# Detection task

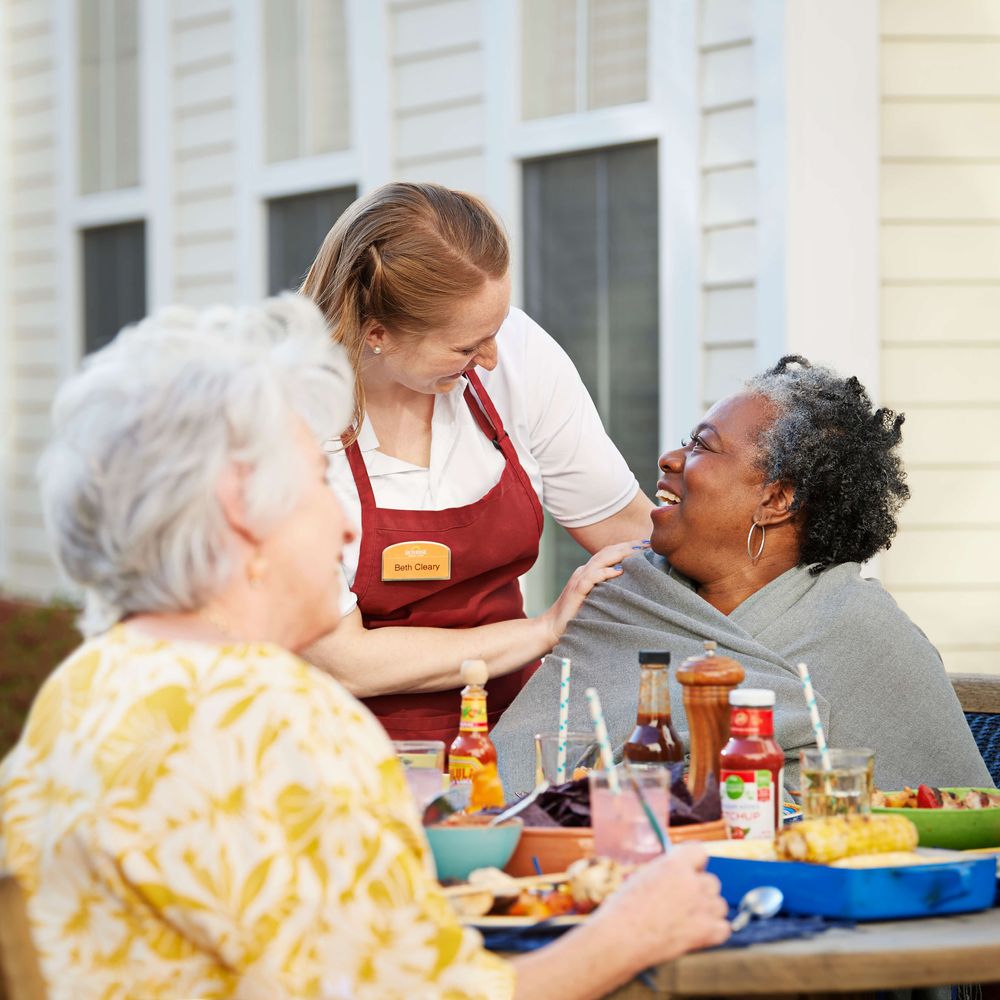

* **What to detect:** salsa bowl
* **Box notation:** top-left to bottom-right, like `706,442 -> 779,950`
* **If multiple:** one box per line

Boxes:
426,819 -> 524,881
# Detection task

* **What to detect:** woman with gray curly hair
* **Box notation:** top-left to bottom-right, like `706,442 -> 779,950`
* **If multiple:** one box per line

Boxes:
0,296 -> 729,1000
494,356 -> 991,795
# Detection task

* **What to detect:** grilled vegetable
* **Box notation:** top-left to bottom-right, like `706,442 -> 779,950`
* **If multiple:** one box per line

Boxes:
916,784 -> 942,809
776,814 -> 919,864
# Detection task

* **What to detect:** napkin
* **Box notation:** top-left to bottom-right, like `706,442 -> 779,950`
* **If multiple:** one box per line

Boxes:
504,763 -> 722,829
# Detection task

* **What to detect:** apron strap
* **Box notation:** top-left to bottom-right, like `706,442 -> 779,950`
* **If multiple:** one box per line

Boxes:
464,371 -> 508,450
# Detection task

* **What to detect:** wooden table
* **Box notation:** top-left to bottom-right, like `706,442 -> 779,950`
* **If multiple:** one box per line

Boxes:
605,906 -> 1000,999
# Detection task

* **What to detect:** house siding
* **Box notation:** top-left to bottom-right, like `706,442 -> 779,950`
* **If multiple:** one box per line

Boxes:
699,0 -> 756,408
172,2 -> 238,305
389,0 -> 487,191
880,0 -> 1000,675
4,0 -> 61,598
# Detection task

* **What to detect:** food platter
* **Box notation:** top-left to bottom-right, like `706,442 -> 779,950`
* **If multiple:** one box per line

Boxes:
707,848 -> 997,920
872,787 -> 1000,850
461,913 -> 587,929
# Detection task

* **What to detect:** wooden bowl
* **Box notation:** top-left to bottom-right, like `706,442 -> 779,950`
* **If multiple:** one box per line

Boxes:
503,818 -> 727,876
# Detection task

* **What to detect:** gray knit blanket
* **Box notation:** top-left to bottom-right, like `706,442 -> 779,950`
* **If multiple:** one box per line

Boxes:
493,553 -> 991,797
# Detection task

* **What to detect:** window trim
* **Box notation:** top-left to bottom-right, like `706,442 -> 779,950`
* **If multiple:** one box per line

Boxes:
235,0 -> 391,302
54,0 -> 167,373
484,0 -> 700,610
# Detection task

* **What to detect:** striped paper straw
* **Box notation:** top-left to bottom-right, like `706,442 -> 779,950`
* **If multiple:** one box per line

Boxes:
585,687 -> 620,793
796,662 -> 832,770
555,656 -> 572,784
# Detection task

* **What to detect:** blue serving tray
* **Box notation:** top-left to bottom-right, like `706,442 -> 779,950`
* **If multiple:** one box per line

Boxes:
707,853 -> 997,921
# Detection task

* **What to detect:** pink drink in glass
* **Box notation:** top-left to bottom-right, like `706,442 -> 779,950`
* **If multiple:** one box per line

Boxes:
403,767 -> 445,813
589,769 -> 670,864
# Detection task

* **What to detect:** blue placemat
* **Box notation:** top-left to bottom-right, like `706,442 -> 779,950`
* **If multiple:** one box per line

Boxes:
480,908 -> 848,954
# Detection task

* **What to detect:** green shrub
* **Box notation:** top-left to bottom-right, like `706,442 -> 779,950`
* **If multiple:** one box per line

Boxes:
0,599 -> 82,759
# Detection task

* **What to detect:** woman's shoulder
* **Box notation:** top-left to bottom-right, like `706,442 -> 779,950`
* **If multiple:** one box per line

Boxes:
811,563 -> 941,659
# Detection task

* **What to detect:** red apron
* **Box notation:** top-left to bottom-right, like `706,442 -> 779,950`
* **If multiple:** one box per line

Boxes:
346,370 -> 544,743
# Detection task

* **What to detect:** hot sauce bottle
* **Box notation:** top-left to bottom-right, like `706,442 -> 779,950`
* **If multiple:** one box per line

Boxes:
719,689 -> 784,840
448,660 -> 505,809
623,651 -> 684,764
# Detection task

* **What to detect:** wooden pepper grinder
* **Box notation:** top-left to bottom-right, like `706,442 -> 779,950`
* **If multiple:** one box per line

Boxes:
676,641 -> 745,799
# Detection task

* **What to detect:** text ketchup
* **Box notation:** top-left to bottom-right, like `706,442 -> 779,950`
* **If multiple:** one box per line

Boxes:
719,689 -> 784,840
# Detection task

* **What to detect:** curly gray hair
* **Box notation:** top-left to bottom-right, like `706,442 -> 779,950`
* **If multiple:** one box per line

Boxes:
39,294 -> 354,634
745,355 -> 909,572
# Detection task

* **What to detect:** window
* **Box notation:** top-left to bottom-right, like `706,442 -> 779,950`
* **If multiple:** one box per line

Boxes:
78,0 -> 140,194
82,222 -> 147,354
267,186 -> 357,294
263,0 -> 350,163
521,0 -> 649,120
523,142 -> 659,599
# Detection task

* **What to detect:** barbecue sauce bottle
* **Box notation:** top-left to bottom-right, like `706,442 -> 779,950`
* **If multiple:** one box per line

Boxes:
448,659 -> 504,808
623,651 -> 684,764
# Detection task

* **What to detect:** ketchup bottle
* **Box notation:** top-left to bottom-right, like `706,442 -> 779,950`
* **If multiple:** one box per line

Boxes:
623,651 -> 684,764
448,660 -> 504,808
719,689 -> 784,840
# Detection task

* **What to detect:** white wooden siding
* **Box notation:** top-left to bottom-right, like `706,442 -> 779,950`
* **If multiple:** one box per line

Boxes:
172,3 -> 238,305
699,0 -> 755,408
880,0 -> 1000,675
390,0 -> 487,191
4,1 -> 62,597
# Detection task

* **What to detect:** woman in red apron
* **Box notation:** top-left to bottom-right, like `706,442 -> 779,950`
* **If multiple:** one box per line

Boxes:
301,182 -> 653,743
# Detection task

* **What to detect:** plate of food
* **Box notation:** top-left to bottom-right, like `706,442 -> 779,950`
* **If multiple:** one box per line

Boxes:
442,857 -> 626,928
871,786 -> 1000,850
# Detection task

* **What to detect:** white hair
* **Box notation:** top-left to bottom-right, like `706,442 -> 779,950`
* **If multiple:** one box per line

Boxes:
39,294 -> 354,635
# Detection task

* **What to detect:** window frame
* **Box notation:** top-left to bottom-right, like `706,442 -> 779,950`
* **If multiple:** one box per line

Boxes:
483,0 -> 700,609
53,0 -> 169,375
234,0 -> 391,302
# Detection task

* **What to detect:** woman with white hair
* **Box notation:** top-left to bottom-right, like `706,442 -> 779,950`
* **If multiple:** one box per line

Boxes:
0,296 -> 728,1000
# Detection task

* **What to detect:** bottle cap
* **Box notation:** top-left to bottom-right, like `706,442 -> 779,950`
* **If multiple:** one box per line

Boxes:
637,650 -> 671,666
729,688 -> 775,707
460,659 -> 489,686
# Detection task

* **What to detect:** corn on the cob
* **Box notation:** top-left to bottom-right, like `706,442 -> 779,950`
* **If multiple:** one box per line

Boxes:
776,814 -> 918,864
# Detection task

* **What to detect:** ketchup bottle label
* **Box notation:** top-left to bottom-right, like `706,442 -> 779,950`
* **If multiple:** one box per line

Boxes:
720,767 -> 784,840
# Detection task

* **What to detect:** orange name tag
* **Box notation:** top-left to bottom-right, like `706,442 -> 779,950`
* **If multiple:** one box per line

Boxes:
381,541 -> 452,582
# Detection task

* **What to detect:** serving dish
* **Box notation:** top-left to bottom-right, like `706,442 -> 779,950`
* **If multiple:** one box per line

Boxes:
503,818 -> 727,876
872,788 -> 1000,850
707,849 -> 997,920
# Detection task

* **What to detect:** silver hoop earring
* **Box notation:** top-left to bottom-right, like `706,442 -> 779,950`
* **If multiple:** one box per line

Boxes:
372,345 -> 382,355
747,521 -> 766,564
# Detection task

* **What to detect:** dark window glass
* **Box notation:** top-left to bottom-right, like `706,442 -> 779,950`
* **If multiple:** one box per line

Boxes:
523,141 -> 659,604
82,220 -> 146,354
267,186 -> 358,295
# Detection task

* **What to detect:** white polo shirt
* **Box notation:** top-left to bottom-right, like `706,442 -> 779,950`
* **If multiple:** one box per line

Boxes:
326,307 -> 640,615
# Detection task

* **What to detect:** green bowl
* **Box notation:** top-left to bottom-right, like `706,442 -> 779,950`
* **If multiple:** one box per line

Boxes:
425,820 -> 524,881
872,788 -> 1000,850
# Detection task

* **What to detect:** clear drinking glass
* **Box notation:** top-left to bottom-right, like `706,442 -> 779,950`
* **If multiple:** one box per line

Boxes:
534,731 -> 602,786
393,740 -> 447,812
588,766 -> 670,864
799,747 -> 875,819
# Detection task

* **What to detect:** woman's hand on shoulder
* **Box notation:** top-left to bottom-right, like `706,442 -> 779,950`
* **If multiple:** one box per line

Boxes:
538,540 -> 648,648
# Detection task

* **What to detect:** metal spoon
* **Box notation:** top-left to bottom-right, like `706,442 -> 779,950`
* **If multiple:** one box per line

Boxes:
488,781 -> 550,826
421,784 -> 471,827
730,885 -> 784,932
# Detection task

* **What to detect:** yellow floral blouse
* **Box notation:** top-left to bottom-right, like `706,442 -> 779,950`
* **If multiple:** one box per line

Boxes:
0,626 -> 514,1000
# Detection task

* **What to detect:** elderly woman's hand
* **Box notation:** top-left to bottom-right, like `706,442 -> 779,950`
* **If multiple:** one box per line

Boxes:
539,540 -> 648,649
594,844 -> 731,963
